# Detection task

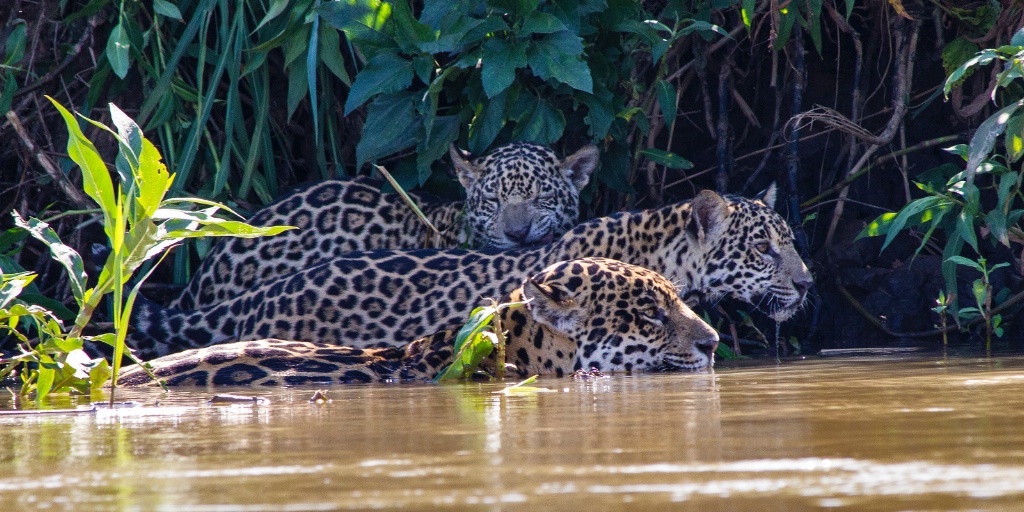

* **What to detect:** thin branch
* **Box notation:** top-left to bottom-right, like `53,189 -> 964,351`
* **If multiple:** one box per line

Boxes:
5,110 -> 94,210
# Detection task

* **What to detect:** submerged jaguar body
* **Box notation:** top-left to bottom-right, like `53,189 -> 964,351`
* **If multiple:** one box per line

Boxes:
119,258 -> 719,386
128,185 -> 811,360
170,142 -> 598,310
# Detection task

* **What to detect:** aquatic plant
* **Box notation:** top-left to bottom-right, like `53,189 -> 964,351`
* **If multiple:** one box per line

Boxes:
0,99 -> 291,403
434,299 -> 525,382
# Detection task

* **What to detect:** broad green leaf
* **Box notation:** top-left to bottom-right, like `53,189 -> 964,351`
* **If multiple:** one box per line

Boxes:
1005,111 -> 1024,162
344,52 -> 414,114
89,358 -> 112,389
741,0 -> 755,30
878,196 -> 946,251
966,99 -> 1024,178
481,38 -> 528,98
12,213 -> 88,303
255,0 -> 290,31
526,31 -> 593,93
580,90 -> 614,139
655,80 -> 675,127
417,116 -> 461,183
3,20 -> 25,66
944,50 -> 997,97
956,210 -> 978,252
947,255 -> 983,271
0,77 -> 16,115
36,353 -> 56,402
46,97 -> 116,237
468,87 -> 511,155
355,92 -> 420,166
106,21 -> 131,79
391,0 -> 435,53
318,25 -> 351,86
153,0 -> 183,20
491,0 -> 539,17
640,148 -> 692,169
775,6 -> 796,51
0,272 -> 35,310
522,12 -> 567,35
452,306 -> 497,355
136,138 -> 172,219
286,55 -> 308,121
511,94 -> 565,144
942,37 -> 980,83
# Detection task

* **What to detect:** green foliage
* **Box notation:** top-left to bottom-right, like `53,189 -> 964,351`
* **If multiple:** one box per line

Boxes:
0,99 -> 291,402
862,30 -> 1024,341
435,300 -> 525,382
319,0 -> 723,190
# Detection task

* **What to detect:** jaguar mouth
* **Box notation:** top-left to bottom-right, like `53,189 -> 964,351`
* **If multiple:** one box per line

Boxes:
750,293 -> 803,322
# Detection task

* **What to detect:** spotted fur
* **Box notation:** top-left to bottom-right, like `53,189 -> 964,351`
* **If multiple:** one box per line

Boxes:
170,142 -> 599,310
129,186 -> 813,360
119,258 -> 719,386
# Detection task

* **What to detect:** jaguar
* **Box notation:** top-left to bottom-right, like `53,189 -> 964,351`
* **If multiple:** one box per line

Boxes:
118,258 -> 719,386
170,141 -> 599,309
129,185 -> 813,360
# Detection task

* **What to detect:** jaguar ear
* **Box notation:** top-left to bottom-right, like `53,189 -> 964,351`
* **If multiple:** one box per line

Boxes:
687,190 -> 730,243
755,182 -> 778,209
523,277 -> 583,334
450,144 -> 482,190
561,144 -> 599,191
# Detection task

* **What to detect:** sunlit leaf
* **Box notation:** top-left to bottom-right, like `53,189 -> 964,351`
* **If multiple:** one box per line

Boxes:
12,213 -> 88,304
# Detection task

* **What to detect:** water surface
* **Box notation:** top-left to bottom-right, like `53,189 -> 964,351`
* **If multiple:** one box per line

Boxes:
2,354 -> 1023,510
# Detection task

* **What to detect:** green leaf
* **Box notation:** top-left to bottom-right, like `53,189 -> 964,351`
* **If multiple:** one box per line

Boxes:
319,24 -> 352,86
944,50 -> 997,97
45,97 -> 116,238
3,20 -> 26,66
356,92 -> 420,167
153,0 -> 183,20
1005,111 -> 1024,162
655,80 -> 676,128
0,272 -> 35,310
639,148 -> 692,169
468,87 -> 511,155
89,358 -> 112,389
879,196 -> 946,252
522,12 -> 567,35
255,0 -> 291,31
106,21 -> 131,79
947,255 -> 983,271
12,213 -> 88,304
966,99 -> 1024,176
35,353 -> 57,401
510,94 -> 565,144
740,0 -> 755,30
942,37 -> 980,83
482,38 -> 528,98
491,0 -> 539,17
344,52 -> 414,115
526,31 -> 593,93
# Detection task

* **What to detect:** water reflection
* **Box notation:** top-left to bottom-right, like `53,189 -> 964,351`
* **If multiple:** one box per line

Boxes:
0,356 -> 1023,509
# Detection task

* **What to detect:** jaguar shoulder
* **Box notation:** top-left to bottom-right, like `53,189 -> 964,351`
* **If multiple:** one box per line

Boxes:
119,258 -> 718,386
170,141 -> 598,309
129,185 -> 813,360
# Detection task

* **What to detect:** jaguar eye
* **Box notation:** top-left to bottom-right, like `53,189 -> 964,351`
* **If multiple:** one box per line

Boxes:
754,241 -> 770,254
640,308 -> 667,326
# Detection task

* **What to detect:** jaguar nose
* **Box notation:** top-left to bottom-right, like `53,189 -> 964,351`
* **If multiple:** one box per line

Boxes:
696,335 -> 719,359
504,223 -> 532,245
794,276 -> 813,298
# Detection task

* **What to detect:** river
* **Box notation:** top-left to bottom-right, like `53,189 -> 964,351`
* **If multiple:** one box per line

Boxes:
1,354 -> 1023,510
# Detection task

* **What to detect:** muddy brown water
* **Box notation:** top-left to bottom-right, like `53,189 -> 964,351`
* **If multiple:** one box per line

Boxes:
2,354 -> 1024,510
